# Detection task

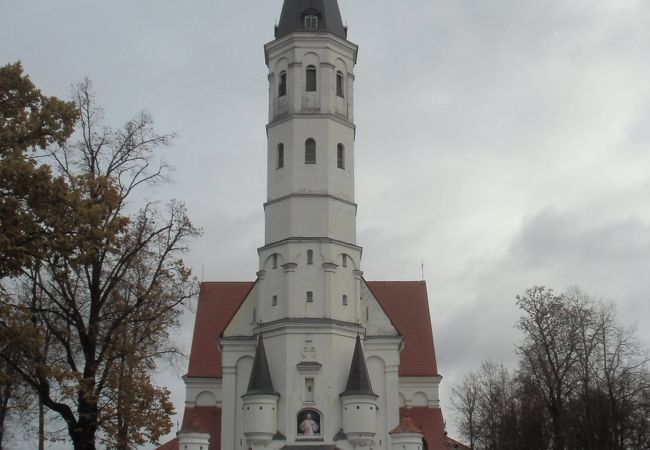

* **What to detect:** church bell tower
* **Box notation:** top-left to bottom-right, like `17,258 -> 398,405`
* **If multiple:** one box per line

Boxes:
258,0 -> 361,325
161,2 -> 449,450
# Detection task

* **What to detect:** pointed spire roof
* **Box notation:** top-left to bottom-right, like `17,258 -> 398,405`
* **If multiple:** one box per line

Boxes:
243,335 -> 279,397
340,335 -> 377,397
275,0 -> 347,40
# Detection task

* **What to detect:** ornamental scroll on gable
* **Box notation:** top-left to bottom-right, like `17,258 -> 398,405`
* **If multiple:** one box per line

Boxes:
301,335 -> 317,359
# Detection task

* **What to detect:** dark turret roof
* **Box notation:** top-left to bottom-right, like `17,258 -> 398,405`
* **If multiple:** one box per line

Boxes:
340,335 -> 377,397
243,335 -> 279,397
275,0 -> 347,39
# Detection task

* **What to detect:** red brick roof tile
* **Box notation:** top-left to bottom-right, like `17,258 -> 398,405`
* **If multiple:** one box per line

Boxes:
187,282 -> 254,378
187,280 -> 439,378
367,281 -> 439,376
156,407 -> 221,450
390,415 -> 424,434
399,407 -> 468,450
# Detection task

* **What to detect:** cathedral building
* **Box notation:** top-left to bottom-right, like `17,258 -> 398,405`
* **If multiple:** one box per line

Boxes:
157,1 -> 467,449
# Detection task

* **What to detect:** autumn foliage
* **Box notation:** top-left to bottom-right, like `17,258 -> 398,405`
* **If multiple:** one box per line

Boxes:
0,63 -> 199,450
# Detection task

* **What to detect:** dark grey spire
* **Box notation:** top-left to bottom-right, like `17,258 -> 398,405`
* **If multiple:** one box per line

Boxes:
243,335 -> 279,397
340,336 -> 377,397
275,0 -> 347,39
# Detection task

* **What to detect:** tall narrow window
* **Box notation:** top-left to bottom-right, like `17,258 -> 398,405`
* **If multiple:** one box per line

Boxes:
272,295 -> 278,306
277,143 -> 284,169
342,254 -> 348,267
306,291 -> 313,303
337,144 -> 345,169
272,254 -> 278,269
306,65 -> 317,92
304,15 -> 318,30
279,71 -> 287,97
305,378 -> 315,402
307,250 -> 313,265
336,71 -> 344,97
305,138 -> 316,164
342,295 -> 348,306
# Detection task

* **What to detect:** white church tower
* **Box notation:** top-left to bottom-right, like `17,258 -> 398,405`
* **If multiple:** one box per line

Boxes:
166,2 -> 453,450
259,0 -> 360,326
220,1 -> 389,449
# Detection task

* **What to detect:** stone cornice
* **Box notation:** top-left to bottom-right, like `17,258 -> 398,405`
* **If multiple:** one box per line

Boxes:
264,193 -> 357,209
253,317 -> 364,337
266,112 -> 355,131
258,237 -> 362,254
264,32 -> 359,66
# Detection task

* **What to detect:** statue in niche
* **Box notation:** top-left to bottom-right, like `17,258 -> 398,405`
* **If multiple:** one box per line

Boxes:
297,410 -> 320,436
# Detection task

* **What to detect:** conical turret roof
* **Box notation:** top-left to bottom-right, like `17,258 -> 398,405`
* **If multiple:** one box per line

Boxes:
275,0 -> 347,39
244,335 -> 279,397
340,335 -> 377,397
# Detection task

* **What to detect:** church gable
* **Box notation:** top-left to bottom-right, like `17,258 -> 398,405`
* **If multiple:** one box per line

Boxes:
360,281 -> 399,337
222,281 -> 260,337
187,282 -> 254,378
368,281 -> 439,377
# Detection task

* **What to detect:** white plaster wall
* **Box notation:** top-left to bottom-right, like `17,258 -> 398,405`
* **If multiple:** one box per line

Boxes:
235,356 -> 254,449
266,117 -> 355,202
184,378 -> 222,408
398,376 -> 442,409
265,34 -> 357,121
367,356 -> 387,450
360,283 -> 400,336
219,340 -> 256,450
255,241 -> 361,324
222,283 -> 258,337
264,196 -> 357,244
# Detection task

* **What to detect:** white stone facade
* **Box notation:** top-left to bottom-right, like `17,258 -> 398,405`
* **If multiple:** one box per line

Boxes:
177,5 -> 442,450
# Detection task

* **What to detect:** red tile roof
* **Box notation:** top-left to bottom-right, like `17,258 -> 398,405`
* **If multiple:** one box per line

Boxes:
390,415 -> 424,434
367,281 -> 439,376
187,280 -> 438,379
156,407 -> 222,450
399,407 -> 468,450
156,437 -> 178,450
187,282 -> 255,378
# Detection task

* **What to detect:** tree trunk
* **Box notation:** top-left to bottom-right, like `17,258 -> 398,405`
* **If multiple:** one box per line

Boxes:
551,407 -> 565,450
39,399 -> 44,450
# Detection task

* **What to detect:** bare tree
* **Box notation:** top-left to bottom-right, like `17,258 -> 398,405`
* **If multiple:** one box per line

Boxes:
453,286 -> 650,450
516,286 -> 583,450
1,78 -> 199,450
452,371 -> 480,449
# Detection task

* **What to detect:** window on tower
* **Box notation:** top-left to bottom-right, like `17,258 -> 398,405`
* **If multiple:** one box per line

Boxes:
337,144 -> 345,169
306,65 -> 317,92
304,15 -> 318,30
305,378 -> 315,402
307,250 -> 313,265
306,291 -> 313,303
305,138 -> 316,164
272,254 -> 278,269
336,71 -> 344,97
342,295 -> 348,306
277,143 -> 284,169
279,71 -> 287,97
272,295 -> 278,306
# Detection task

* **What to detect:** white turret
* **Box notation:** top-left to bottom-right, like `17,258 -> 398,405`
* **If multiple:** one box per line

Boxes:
177,415 -> 210,450
390,416 -> 425,450
340,336 -> 378,447
242,336 -> 279,448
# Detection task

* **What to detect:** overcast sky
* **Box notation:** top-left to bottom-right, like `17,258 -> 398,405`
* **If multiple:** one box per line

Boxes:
2,0 -> 650,448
